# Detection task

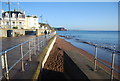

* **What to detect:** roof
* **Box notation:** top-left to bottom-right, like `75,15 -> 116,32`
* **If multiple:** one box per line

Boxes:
26,15 -> 32,17
26,15 -> 38,18
33,16 -> 37,18
2,11 -> 25,18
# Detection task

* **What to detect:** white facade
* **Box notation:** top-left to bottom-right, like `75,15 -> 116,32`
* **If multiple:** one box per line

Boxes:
25,16 -> 39,29
0,10 -> 39,29
0,10 -> 26,29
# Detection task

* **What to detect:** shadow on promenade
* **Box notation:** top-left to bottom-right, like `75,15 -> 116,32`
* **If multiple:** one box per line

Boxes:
64,51 -> 90,81
39,69 -> 66,81
39,49 -> 90,81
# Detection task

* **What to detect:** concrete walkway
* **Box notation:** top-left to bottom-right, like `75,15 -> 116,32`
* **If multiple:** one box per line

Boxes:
56,37 -> 111,81
0,35 -> 47,80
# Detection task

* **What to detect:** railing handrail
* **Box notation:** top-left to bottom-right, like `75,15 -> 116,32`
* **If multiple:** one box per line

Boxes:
0,40 -> 29,55
97,59 -> 120,74
0,31 -> 56,80
60,35 -> 120,80
86,43 -> 120,55
0,32 -> 55,55
92,43 -> 120,80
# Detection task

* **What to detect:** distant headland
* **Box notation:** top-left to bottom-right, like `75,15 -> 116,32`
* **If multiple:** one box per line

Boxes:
53,27 -> 67,31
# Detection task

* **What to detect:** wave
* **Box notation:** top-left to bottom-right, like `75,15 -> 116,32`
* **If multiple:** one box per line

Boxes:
59,35 -> 120,54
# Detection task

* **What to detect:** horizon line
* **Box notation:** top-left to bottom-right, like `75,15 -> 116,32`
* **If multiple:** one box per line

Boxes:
67,29 -> 119,31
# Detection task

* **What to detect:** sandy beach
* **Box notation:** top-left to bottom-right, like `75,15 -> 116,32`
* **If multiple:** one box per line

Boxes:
40,36 -> 120,80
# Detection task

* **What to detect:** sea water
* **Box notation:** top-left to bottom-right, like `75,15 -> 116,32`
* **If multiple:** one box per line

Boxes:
57,31 -> 120,67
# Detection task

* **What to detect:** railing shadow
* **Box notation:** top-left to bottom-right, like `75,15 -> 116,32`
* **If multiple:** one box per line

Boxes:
64,51 -> 90,81
39,69 -> 66,81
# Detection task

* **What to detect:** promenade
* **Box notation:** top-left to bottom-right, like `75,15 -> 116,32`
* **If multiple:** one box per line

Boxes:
39,37 -> 113,81
0,34 -> 52,80
1,35 -> 36,51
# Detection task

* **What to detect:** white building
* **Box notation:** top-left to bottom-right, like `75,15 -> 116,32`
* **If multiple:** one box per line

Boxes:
25,15 -> 39,29
0,10 -> 39,29
0,9 -> 26,29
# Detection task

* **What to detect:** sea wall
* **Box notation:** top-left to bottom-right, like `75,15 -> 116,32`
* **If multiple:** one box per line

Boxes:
0,29 -> 25,37
0,29 -> 7,37
0,29 -> 53,37
13,29 -> 25,37
32,36 -> 56,81
42,36 -> 56,68
36,29 -> 45,36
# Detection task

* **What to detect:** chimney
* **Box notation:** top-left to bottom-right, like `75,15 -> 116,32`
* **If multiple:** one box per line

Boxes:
14,9 -> 16,11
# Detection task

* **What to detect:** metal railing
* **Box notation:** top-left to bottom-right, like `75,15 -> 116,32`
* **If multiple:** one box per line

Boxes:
60,35 -> 120,80
92,44 -> 120,81
0,31 -> 56,80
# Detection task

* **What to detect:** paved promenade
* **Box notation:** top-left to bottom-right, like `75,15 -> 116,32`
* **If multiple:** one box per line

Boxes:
1,35 -> 36,51
0,35 -> 47,80
40,37 -> 113,81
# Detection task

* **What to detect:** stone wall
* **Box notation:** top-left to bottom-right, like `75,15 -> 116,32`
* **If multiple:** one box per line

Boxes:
36,29 -> 45,36
0,29 -> 25,37
0,29 -> 52,37
13,29 -> 25,37
0,29 -> 7,37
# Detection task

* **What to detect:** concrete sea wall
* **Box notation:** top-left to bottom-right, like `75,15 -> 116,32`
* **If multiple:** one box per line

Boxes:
0,29 -> 47,37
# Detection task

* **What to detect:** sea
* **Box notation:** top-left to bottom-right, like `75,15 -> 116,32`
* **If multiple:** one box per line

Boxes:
57,30 -> 120,67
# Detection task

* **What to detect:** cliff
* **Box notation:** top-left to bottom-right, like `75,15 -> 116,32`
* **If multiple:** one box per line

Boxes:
53,27 -> 67,31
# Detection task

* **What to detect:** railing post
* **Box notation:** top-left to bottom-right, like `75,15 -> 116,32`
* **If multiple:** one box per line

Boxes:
38,37 -> 39,51
94,46 -> 97,71
41,41 -> 43,48
29,41 -> 32,61
21,45 -> 25,71
45,35 -> 47,45
34,39 -> 36,55
4,51 -> 9,80
42,36 -> 44,47
110,52 -> 115,81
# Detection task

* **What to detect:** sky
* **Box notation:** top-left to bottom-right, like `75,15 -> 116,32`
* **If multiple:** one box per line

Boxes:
1,0 -> 120,2
1,2 -> 118,30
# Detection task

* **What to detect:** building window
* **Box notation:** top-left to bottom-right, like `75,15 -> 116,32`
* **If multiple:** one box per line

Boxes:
18,13 -> 22,18
7,22 -> 9,25
13,22 -> 15,25
19,22 -> 22,25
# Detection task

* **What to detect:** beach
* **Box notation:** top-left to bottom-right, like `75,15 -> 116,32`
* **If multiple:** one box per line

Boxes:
40,36 -> 120,80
